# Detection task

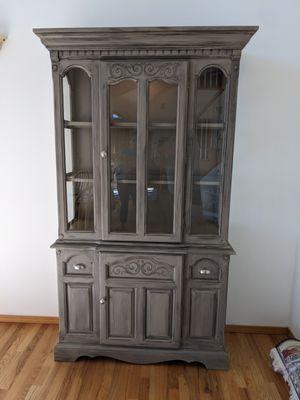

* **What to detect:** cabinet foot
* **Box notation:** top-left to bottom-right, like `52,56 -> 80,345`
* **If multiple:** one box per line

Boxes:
54,342 -> 229,370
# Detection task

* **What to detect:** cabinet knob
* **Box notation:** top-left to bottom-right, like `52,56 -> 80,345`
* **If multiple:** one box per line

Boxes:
100,297 -> 106,304
100,150 -> 107,159
73,264 -> 86,271
199,269 -> 211,275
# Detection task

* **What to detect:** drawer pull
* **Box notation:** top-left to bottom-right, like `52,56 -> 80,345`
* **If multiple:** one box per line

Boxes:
100,297 -> 106,304
73,264 -> 86,271
199,269 -> 211,275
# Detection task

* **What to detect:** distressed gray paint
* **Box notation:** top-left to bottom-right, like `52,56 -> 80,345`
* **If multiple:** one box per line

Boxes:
35,26 -> 257,369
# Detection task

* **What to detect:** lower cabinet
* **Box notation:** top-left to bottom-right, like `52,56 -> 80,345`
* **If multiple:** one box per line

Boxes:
55,247 -> 230,366
99,252 -> 183,348
56,249 -> 99,343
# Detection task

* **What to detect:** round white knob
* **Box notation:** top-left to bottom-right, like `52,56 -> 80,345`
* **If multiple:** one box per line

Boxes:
100,150 -> 107,159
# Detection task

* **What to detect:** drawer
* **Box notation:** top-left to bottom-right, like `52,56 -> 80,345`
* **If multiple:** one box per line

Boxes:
101,253 -> 182,282
188,256 -> 222,281
60,250 -> 94,276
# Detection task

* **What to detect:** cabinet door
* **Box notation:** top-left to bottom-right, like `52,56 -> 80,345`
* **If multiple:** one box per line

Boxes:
183,254 -> 229,348
185,59 -> 238,243
100,61 -> 187,242
101,285 -> 138,346
57,249 -> 99,343
188,287 -> 219,339
99,253 -> 182,348
65,282 -> 94,334
143,287 -> 179,347
53,60 -> 101,240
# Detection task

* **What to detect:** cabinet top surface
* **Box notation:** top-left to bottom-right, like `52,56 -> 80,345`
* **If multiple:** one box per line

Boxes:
33,25 -> 258,51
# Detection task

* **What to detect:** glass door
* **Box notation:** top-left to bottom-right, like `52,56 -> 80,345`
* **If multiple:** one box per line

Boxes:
109,80 -> 138,233
146,80 -> 178,235
54,60 -> 100,240
185,60 -> 231,242
62,67 -> 94,232
100,61 -> 187,242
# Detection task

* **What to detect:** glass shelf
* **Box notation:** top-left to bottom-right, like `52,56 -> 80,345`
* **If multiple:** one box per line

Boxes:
64,121 -> 92,129
66,171 -> 93,183
111,179 -> 175,185
110,122 -> 176,130
193,181 -> 220,186
196,122 -> 224,129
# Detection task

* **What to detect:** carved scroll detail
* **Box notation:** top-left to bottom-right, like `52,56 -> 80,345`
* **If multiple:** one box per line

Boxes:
109,256 -> 174,279
109,62 -> 179,80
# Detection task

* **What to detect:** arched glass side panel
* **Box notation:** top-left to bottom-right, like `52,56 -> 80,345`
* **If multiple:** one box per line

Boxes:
191,67 -> 227,235
146,79 -> 178,234
109,80 -> 137,233
62,68 -> 94,231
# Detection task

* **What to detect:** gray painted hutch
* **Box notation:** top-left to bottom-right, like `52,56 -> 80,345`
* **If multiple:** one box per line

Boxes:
34,26 -> 257,369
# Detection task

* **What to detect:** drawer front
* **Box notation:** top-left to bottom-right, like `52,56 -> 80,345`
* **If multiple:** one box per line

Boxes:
62,251 -> 94,276
103,253 -> 178,282
188,255 -> 223,281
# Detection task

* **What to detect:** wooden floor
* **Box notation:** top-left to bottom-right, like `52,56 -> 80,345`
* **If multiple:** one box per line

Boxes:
0,323 -> 290,400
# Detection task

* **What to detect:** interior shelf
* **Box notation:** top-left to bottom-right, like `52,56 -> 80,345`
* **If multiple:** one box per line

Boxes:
111,179 -> 175,185
196,122 -> 224,129
66,172 -> 93,183
111,179 -> 219,186
110,122 -> 176,129
193,181 -> 220,186
110,122 -> 222,130
64,121 -> 92,128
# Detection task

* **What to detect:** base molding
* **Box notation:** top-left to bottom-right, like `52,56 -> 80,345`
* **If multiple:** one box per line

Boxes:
0,314 -> 59,324
54,342 -> 229,369
225,324 -> 291,336
0,315 -> 292,336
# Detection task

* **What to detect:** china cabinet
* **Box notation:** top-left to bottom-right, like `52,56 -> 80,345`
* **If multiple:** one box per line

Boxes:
34,26 -> 257,369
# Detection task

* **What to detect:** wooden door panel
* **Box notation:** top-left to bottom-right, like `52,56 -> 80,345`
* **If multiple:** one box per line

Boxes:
189,289 -> 218,339
66,282 -> 93,333
107,287 -> 135,339
145,289 -> 173,340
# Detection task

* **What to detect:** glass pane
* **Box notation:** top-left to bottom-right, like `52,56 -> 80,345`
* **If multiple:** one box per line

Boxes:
146,80 -> 178,234
63,67 -> 94,232
191,67 -> 227,235
63,68 -> 92,122
109,80 -> 137,233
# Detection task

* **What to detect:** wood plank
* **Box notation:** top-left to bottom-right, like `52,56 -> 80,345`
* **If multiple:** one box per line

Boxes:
0,322 -> 292,400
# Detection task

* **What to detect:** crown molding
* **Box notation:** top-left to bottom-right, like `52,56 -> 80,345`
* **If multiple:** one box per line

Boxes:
33,26 -> 258,53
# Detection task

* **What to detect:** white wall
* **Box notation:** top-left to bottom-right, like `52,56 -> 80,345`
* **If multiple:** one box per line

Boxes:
1,0 -> 300,325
